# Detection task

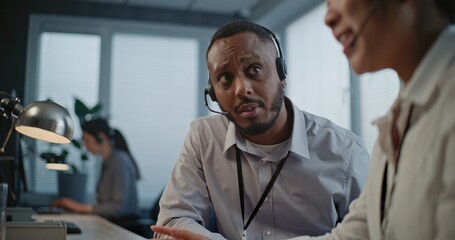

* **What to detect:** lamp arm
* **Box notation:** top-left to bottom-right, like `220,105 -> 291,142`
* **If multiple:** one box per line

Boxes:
0,93 -> 24,120
0,92 -> 25,153
0,118 -> 16,153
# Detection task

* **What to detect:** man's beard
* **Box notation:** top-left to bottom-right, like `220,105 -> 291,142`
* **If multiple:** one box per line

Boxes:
224,82 -> 284,136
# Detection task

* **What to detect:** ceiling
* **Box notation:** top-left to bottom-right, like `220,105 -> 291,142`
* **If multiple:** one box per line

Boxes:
71,0 -> 323,28
76,0 -> 265,16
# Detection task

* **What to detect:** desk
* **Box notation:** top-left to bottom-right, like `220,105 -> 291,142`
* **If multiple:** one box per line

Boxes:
36,214 -> 147,240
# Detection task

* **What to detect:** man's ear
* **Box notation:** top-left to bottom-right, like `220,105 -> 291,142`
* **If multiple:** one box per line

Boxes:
281,80 -> 287,89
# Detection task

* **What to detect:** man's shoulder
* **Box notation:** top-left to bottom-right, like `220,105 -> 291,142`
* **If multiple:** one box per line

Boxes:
190,114 -> 229,127
287,98 -> 354,137
299,110 -> 365,148
191,114 -> 229,125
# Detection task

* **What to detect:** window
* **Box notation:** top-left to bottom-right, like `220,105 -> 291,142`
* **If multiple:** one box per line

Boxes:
284,3 -> 400,153
359,69 -> 400,152
285,3 -> 351,130
110,33 -> 199,205
33,32 -> 100,194
26,15 -> 211,207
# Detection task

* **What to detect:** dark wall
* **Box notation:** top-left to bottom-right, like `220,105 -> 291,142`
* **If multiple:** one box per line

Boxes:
0,1 -> 28,205
1,1 -> 28,99
1,0 -> 240,97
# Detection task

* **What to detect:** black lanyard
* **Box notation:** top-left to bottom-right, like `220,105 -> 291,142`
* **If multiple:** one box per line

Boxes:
235,146 -> 290,237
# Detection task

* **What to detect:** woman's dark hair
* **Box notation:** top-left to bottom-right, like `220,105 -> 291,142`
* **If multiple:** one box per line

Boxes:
436,0 -> 455,23
81,118 -> 141,180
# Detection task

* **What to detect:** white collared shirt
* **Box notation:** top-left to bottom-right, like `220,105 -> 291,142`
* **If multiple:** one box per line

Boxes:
156,98 -> 370,240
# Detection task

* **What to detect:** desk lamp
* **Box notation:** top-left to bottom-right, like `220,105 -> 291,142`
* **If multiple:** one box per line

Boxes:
0,92 -> 74,154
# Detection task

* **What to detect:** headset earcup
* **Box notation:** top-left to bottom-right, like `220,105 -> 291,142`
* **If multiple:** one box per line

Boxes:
206,80 -> 217,102
276,58 -> 287,81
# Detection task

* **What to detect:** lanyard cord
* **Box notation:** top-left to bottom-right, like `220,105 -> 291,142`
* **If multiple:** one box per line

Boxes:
236,146 -> 290,231
380,104 -> 414,222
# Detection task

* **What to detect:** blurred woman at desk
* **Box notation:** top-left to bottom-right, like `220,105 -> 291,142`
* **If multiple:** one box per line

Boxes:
51,118 -> 141,221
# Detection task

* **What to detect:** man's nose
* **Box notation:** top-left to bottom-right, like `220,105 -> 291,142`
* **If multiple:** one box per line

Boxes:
233,76 -> 253,97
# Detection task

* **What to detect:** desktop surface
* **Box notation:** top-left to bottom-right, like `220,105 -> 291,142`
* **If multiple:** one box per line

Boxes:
37,214 -> 147,240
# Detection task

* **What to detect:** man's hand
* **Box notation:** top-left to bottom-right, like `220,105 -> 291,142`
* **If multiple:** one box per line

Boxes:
150,225 -> 209,240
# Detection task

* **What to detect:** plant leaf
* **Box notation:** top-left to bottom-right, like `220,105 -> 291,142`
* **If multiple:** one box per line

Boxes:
70,164 -> 79,174
60,149 -> 69,159
88,103 -> 102,115
74,98 -> 90,115
40,152 -> 57,160
81,153 -> 89,161
71,139 -> 82,149
74,98 -> 90,123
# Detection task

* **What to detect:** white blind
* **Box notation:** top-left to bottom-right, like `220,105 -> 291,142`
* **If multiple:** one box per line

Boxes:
285,4 -> 400,153
110,33 -> 199,207
34,32 -> 100,195
359,69 -> 400,152
285,3 -> 351,129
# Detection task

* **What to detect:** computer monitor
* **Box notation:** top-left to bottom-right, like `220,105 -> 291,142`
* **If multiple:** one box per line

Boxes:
0,131 -> 28,207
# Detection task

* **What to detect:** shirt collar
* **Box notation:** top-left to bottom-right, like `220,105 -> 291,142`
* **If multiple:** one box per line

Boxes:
224,121 -> 237,153
287,98 -> 310,159
223,97 -> 310,160
399,26 -> 455,106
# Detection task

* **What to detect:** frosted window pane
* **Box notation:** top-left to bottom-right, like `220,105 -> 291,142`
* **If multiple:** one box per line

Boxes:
286,4 -> 351,129
110,33 -> 199,206
360,69 -> 400,152
34,32 -> 100,196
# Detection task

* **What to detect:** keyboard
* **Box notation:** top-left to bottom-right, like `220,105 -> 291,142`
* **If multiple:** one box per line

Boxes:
44,219 -> 82,234
60,220 -> 82,234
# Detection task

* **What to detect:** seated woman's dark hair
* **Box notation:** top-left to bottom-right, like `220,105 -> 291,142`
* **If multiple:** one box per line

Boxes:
436,0 -> 455,23
81,118 -> 141,180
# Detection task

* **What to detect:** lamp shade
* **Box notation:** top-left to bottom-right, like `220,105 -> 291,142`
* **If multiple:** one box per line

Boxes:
15,101 -> 74,144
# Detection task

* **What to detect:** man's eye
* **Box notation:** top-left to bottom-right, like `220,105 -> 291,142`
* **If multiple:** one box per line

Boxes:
247,65 -> 261,76
219,73 -> 233,85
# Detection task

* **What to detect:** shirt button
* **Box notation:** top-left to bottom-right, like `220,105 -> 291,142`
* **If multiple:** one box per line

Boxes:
266,230 -> 272,236
264,197 -> 269,202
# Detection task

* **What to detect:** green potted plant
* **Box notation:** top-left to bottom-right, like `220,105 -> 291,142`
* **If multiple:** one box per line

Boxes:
67,97 -> 102,172
40,97 -> 102,202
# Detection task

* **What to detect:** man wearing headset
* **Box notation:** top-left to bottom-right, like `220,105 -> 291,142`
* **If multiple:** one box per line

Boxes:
154,20 -> 370,240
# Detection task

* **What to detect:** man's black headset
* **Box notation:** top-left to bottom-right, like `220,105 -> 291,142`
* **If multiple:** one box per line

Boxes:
204,27 -> 287,102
